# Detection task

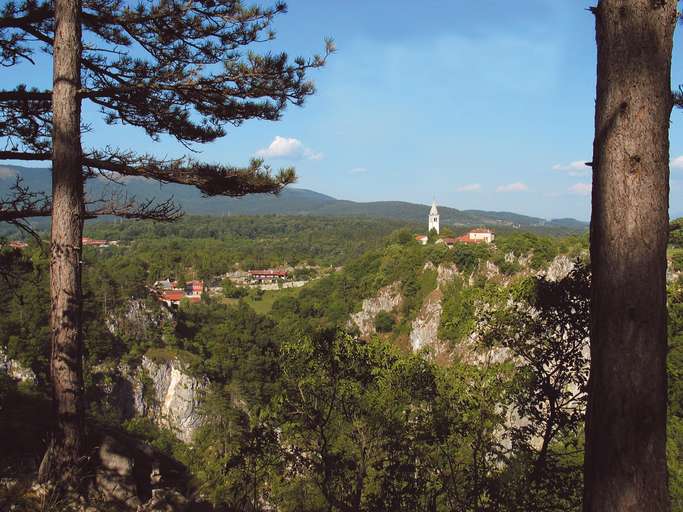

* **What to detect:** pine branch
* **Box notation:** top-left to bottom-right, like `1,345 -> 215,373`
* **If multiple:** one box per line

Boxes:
0,149 -> 297,196
0,176 -> 51,222
0,89 -> 52,101
85,194 -> 182,221
0,150 -> 51,160
84,149 -> 297,196
0,2 -> 334,145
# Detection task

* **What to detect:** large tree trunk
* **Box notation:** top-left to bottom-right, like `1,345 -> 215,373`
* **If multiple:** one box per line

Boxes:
584,1 -> 676,511
38,0 -> 84,483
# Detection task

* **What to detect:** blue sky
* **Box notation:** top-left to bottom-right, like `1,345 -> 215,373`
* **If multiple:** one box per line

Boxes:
5,0 -> 683,220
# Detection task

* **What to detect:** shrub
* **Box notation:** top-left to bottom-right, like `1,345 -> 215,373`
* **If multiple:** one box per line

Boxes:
375,311 -> 396,333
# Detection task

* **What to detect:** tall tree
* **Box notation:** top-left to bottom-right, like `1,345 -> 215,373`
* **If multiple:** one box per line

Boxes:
0,0 -> 331,482
585,1 -> 676,510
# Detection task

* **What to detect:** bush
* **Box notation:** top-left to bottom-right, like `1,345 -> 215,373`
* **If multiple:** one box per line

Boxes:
375,311 -> 396,333
222,279 -> 248,298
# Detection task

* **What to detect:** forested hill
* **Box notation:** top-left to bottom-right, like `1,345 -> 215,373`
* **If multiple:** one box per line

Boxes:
0,165 -> 588,230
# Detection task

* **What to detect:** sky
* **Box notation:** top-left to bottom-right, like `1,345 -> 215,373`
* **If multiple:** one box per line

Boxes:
5,0 -> 683,221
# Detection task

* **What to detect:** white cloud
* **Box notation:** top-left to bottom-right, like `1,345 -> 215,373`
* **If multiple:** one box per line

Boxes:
456,183 -> 481,192
568,183 -> 592,196
552,160 -> 590,176
496,182 -> 528,192
672,156 -> 683,169
349,167 -> 368,174
255,136 -> 323,161
0,166 -> 16,179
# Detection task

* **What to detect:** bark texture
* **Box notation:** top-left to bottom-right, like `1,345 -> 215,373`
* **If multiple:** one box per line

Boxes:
39,0 -> 85,482
585,1 -> 676,511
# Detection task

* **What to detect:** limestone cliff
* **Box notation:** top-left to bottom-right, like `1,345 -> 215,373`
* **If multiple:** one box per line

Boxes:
349,282 -> 403,338
409,263 -> 459,355
140,355 -> 205,443
93,354 -> 205,444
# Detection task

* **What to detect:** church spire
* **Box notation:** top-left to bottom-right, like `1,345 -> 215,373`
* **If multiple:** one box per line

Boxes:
429,200 -> 440,234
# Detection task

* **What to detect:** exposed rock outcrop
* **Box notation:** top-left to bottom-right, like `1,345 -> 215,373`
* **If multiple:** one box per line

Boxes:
0,350 -> 35,383
410,289 -> 445,353
409,263 -> 460,356
542,255 -> 575,282
94,435 -> 142,509
349,282 -> 403,338
93,355 -> 205,444
140,356 -> 205,443
436,263 -> 459,288
106,299 -> 172,345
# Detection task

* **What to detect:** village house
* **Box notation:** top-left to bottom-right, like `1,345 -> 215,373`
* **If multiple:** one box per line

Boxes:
248,269 -> 288,284
417,203 -> 495,246
185,280 -> 204,296
454,228 -> 495,244
6,240 -> 28,250
153,278 -> 205,307
159,290 -> 201,307
436,237 -> 458,248
82,236 -> 118,248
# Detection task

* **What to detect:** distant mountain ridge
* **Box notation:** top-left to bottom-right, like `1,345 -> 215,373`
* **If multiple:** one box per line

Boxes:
0,164 -> 588,230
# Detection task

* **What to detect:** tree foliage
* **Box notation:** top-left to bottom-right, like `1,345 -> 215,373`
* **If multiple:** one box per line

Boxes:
0,0 -> 334,221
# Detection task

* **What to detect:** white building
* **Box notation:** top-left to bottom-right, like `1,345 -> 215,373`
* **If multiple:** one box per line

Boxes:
429,201 -> 440,235
465,228 -> 495,244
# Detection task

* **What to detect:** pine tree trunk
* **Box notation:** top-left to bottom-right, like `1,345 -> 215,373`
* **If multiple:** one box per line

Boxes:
38,0 -> 84,483
584,1 -> 676,510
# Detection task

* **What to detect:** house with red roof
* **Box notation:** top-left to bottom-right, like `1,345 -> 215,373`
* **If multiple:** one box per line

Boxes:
185,280 -> 205,296
82,236 -> 118,247
248,269 -> 288,283
452,228 -> 495,245
159,290 -> 201,307
6,241 -> 28,250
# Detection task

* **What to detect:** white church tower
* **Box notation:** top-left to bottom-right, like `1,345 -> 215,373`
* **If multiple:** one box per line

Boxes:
429,200 -> 440,235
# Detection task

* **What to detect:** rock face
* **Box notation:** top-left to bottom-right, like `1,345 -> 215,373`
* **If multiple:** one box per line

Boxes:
542,255 -> 575,282
409,264 -> 460,355
349,282 -> 403,338
106,299 -> 172,345
94,435 -> 142,509
89,433 -> 192,512
436,263 -> 459,288
410,289 -> 444,353
140,356 -> 205,443
0,351 -> 35,383
94,355 -> 205,444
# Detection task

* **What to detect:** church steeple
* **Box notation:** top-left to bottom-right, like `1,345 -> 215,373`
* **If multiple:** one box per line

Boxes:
429,200 -> 440,234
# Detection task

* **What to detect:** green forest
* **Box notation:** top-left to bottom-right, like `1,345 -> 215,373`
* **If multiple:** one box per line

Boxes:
1,216 -> 681,511
0,0 -> 681,510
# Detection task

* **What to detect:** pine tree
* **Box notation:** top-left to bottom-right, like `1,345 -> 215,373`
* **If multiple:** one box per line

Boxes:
0,0 -> 331,483
585,1 -> 675,510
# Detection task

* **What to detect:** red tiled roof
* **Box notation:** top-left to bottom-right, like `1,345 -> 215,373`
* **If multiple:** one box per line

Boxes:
8,241 -> 28,249
469,228 -> 493,234
415,235 -> 428,240
82,237 -> 108,246
161,290 -> 186,301
456,235 -> 480,244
